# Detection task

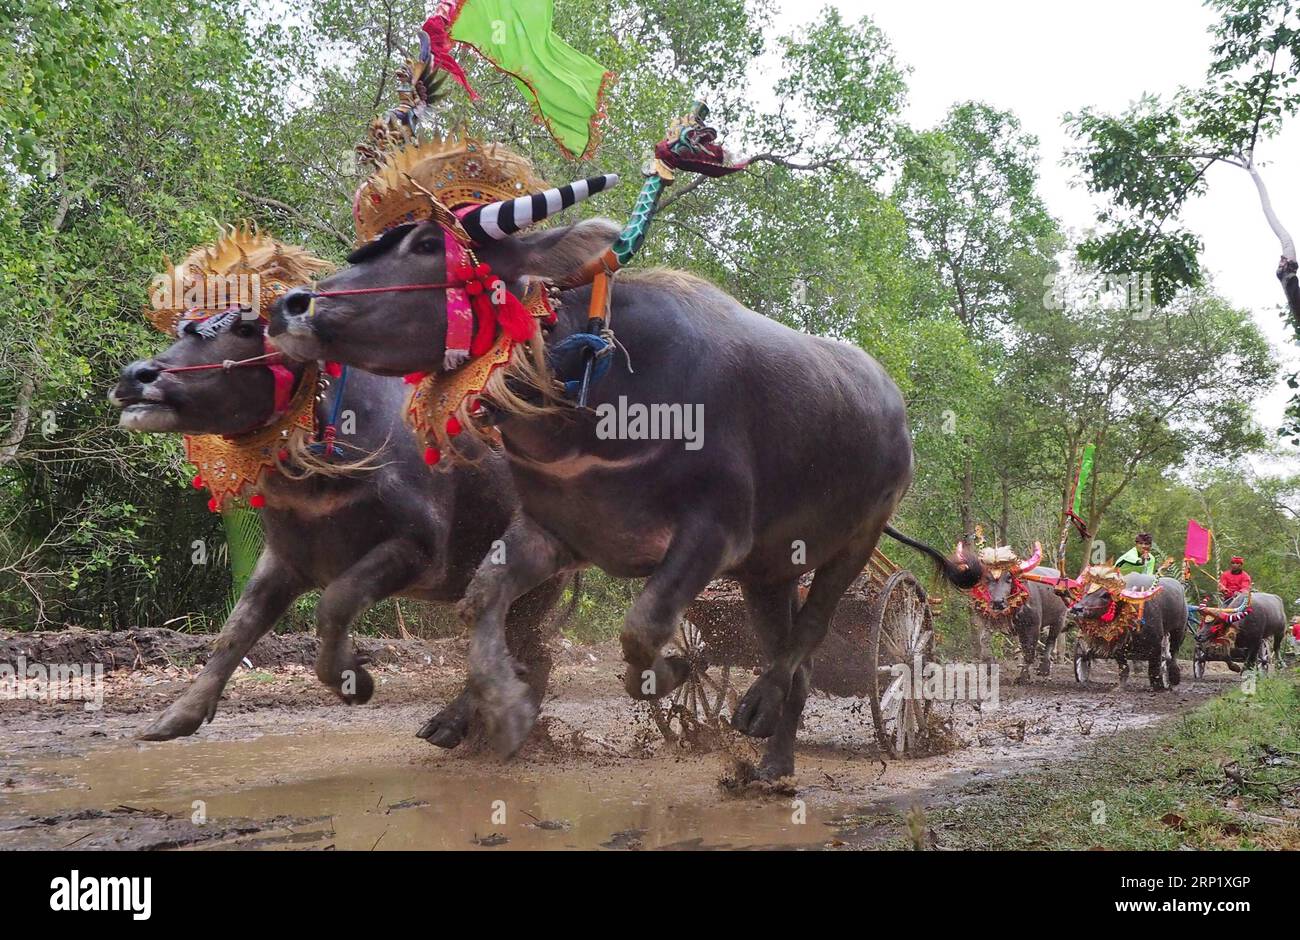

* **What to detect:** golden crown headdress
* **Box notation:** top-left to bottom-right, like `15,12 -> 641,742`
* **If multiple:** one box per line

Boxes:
146,224 -> 332,335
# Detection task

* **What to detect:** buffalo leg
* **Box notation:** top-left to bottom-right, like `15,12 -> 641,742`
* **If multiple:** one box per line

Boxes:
734,526 -> 880,761
740,580 -> 803,778
315,540 -> 422,703
971,616 -> 991,664
1015,620 -> 1036,683
459,512 -> 576,757
138,553 -> 305,741
1116,656 -> 1130,689
419,576 -> 565,749
619,516 -> 735,701
1038,621 -> 1062,677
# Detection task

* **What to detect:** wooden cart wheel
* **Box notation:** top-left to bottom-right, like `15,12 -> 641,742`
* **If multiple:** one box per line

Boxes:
1074,638 -> 1093,684
866,570 -> 933,759
650,619 -> 736,746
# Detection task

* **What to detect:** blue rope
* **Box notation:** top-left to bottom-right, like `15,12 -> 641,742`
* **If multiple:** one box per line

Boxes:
549,332 -> 614,398
308,366 -> 355,457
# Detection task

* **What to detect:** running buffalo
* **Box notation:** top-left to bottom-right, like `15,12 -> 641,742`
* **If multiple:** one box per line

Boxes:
1068,568 -> 1186,690
270,193 -> 978,779
1191,591 -> 1287,676
959,542 -> 1067,682
111,298 -> 565,744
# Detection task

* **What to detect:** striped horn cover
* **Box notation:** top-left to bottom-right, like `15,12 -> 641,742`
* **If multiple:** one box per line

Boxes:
460,174 -> 620,242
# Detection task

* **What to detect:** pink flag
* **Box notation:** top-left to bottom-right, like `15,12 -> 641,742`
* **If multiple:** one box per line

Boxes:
1184,519 -> 1211,565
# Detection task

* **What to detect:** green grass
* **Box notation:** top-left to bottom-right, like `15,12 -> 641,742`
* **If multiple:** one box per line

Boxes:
877,671 -> 1300,850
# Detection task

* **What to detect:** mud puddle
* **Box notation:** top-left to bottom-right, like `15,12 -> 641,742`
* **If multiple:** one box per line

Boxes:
0,633 -> 1240,850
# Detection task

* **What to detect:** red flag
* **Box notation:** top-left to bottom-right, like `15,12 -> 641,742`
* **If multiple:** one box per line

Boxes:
1184,519 -> 1211,565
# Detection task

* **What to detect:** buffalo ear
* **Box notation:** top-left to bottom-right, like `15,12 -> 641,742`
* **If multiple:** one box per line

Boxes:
513,218 -> 621,285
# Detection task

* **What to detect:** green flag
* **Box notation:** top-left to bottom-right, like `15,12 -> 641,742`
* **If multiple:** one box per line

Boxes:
1072,443 -> 1095,518
429,0 -> 613,159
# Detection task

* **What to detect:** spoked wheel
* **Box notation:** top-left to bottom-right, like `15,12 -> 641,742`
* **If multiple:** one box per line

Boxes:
1074,638 -> 1093,684
650,619 -> 736,747
866,570 -> 933,759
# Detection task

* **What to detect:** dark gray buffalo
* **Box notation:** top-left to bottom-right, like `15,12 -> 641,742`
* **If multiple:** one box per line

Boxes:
1191,591 -> 1287,677
270,203 -> 979,779
111,313 -> 564,744
959,542 -> 1067,682
1068,568 -> 1186,690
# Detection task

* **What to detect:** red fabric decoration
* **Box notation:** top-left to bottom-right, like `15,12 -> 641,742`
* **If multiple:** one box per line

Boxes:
469,292 -> 498,356
424,447 -> 441,466
249,493 -> 266,509
207,497 -> 219,513
495,283 -> 537,342
192,474 -> 204,489
324,362 -> 343,378
421,15 -> 480,101
404,371 -> 430,385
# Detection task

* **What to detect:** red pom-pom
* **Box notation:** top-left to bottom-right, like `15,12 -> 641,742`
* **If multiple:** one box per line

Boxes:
474,263 -> 492,278
249,493 -> 266,509
465,280 -> 484,296
404,371 -> 429,385
423,447 -> 441,465
277,449 -> 289,462
191,474 -> 205,489
207,497 -> 219,513
325,361 -> 343,378
446,416 -> 462,436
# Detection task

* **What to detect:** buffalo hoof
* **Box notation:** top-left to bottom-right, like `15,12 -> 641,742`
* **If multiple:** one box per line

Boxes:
621,654 -> 690,701
337,665 -> 375,705
757,752 -> 795,781
1037,660 -> 1051,677
731,675 -> 785,739
137,695 -> 216,741
417,696 -> 474,749
477,675 -> 538,759
1014,668 -> 1032,686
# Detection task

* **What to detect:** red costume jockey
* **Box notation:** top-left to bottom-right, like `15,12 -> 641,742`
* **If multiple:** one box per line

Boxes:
1218,556 -> 1252,604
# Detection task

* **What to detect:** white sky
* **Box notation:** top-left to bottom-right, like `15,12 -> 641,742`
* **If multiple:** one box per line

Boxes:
774,0 -> 1300,468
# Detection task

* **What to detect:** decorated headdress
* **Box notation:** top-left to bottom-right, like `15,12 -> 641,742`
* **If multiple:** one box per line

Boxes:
147,223 -> 331,336
144,225 -> 332,512
345,13 -> 620,468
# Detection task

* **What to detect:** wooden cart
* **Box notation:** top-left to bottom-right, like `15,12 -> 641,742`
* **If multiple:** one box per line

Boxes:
652,549 -> 939,758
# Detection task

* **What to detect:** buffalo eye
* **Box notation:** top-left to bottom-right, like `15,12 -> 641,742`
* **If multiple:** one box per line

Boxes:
412,235 -> 443,255
232,320 -> 261,339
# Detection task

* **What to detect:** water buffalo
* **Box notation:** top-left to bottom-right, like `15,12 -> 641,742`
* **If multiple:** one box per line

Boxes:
1190,591 -> 1287,677
270,199 -> 979,780
959,542 -> 1067,682
111,268 -> 565,745
1068,567 -> 1185,690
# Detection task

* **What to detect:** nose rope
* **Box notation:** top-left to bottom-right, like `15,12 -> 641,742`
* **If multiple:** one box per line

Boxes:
159,351 -> 287,374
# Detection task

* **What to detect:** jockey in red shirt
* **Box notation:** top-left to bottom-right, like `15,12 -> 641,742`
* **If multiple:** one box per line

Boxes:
1218,556 -> 1252,604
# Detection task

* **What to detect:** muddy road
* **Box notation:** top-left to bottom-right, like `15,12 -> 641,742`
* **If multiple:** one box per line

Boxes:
0,629 -> 1238,850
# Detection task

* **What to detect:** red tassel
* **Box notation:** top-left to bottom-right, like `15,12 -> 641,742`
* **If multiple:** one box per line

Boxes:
249,493 -> 266,509
469,293 -> 498,356
1100,597 -> 1117,623
404,371 -> 429,384
421,16 -> 480,101
192,474 -> 205,489
497,287 -> 538,342
446,416 -> 462,436
423,446 -> 441,466
325,361 -> 343,378
207,497 -> 219,513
